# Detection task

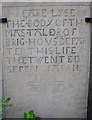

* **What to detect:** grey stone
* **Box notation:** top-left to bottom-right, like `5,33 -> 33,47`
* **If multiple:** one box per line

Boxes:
1,2 -> 91,118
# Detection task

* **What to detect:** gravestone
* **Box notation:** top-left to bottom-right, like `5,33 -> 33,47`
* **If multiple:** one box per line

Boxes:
1,2 -> 91,118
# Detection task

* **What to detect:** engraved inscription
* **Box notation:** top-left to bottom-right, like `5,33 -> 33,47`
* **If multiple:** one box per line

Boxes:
4,7 -> 86,75
3,4 -> 90,118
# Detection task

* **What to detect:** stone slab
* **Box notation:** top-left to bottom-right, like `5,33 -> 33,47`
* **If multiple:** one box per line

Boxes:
2,2 -> 91,118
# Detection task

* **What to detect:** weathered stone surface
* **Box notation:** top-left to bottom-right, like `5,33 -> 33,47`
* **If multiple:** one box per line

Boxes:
0,1 -> 2,105
2,2 -> 90,118
0,0 -> 92,2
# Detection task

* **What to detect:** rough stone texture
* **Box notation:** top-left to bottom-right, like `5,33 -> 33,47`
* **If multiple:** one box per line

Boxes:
0,1 -> 2,101
0,2 -> 2,119
0,0 -> 92,2
1,2 -> 91,118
